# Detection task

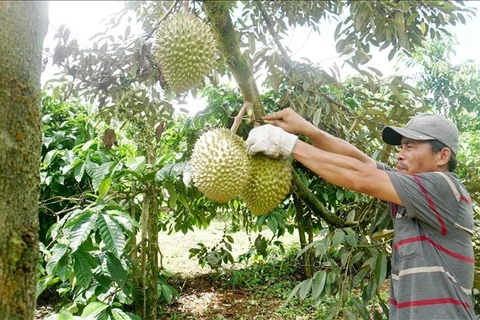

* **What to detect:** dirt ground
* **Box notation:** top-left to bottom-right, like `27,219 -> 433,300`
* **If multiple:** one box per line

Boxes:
156,220 -> 303,319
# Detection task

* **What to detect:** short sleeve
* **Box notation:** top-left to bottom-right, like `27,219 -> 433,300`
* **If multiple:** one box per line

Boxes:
385,171 -> 462,235
377,162 -> 393,171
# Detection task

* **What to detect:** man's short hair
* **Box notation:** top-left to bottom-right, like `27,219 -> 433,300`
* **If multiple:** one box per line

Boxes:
430,140 -> 457,172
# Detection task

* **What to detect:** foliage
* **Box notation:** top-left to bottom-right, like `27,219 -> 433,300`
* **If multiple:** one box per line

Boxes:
39,91 -> 97,241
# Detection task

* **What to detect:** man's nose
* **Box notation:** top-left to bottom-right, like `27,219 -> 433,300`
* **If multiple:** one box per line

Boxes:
397,148 -> 405,161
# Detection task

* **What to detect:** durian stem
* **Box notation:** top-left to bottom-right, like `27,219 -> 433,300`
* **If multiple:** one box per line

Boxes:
292,170 -> 346,227
182,0 -> 189,12
230,101 -> 251,134
141,0 -> 179,43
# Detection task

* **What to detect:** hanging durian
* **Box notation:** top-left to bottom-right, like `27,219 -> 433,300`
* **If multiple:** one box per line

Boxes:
241,155 -> 292,215
154,12 -> 217,93
190,128 -> 250,203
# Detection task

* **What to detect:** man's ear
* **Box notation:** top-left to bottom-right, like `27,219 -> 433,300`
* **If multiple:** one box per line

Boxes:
437,147 -> 451,167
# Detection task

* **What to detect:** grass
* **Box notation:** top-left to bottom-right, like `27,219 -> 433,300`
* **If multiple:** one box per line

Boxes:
158,218 -> 299,275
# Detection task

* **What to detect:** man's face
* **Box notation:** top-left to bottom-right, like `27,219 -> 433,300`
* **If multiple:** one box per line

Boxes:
395,138 -> 439,174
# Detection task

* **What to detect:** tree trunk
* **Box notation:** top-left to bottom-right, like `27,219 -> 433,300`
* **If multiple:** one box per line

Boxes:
136,118 -> 160,320
0,2 -> 49,319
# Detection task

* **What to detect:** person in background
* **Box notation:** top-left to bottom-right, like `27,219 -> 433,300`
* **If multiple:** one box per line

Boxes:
246,108 -> 475,320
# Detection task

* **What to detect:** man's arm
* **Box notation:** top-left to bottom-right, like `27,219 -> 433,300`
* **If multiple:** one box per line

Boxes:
301,123 -> 376,167
292,140 -> 403,206
263,108 -> 376,167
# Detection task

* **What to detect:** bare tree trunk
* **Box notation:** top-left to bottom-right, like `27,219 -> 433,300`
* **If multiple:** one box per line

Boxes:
0,2 -> 49,319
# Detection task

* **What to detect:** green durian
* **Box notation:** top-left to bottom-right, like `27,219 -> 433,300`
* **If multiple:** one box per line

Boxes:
190,128 -> 250,203
242,155 -> 293,215
154,12 -> 217,93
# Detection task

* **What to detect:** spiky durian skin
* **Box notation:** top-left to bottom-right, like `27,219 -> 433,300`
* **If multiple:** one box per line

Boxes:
154,13 -> 217,93
242,155 -> 293,215
190,129 -> 249,203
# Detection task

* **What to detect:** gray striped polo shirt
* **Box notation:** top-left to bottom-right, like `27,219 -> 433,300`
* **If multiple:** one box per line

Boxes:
378,163 -> 475,319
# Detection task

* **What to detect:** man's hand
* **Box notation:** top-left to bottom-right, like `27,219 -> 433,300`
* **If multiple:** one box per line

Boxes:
246,124 -> 298,158
262,108 -> 312,135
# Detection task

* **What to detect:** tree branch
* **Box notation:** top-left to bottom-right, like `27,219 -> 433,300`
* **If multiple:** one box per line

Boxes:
256,2 -> 294,69
203,1 -> 264,119
230,102 -> 251,134
142,0 -> 180,42
291,170 -> 348,227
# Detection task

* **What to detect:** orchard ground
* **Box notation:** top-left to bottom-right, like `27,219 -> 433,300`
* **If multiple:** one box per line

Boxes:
35,218 -> 389,319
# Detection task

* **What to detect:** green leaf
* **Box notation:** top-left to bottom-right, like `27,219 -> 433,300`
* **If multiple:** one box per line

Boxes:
312,108 -> 322,127
160,284 -> 173,303
73,161 -> 85,182
43,149 -> 58,167
420,22 -> 427,35
345,234 -> 358,247
81,301 -> 109,319
97,214 -> 126,257
106,253 -> 127,288
164,180 -> 177,207
111,308 -> 135,320
311,270 -> 326,300
254,235 -> 268,257
155,162 -> 187,181
374,251 -> 387,288
36,275 -> 60,299
125,156 -> 145,172
46,243 -> 69,275
352,251 -> 364,264
351,297 -> 370,319
298,278 -> 313,299
267,216 -> 278,232
98,176 -> 112,197
332,229 -> 345,246
286,281 -> 303,304
315,242 -> 327,259
335,189 -> 344,201
73,251 -> 93,288
58,310 -> 74,320
91,161 -> 114,192
69,213 -> 98,252
109,210 -> 139,233
56,254 -> 72,282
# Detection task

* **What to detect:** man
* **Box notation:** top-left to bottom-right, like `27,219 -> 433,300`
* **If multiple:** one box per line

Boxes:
246,108 -> 475,319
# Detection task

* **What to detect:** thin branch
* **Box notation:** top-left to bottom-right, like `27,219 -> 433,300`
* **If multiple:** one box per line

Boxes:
256,1 -> 294,68
319,91 -> 352,114
143,0 -> 180,42
230,102 -> 251,133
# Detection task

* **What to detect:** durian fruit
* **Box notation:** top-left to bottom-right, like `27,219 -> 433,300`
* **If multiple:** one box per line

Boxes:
242,155 -> 293,215
154,12 -> 217,93
190,128 -> 250,203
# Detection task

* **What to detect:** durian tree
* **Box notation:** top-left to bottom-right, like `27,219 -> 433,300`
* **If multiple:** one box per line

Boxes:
43,0 -> 478,318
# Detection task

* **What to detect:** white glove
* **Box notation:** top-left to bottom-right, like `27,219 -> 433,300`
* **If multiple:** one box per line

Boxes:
246,124 -> 298,158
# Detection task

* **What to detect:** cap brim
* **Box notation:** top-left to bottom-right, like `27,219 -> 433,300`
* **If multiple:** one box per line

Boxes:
382,126 -> 435,145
